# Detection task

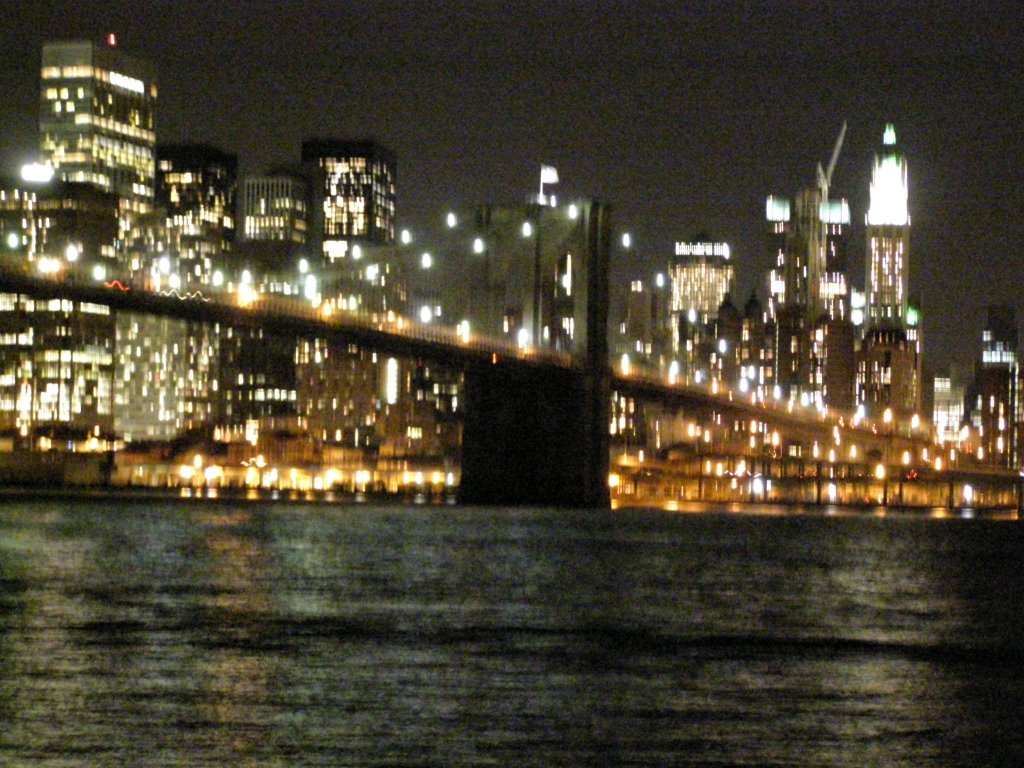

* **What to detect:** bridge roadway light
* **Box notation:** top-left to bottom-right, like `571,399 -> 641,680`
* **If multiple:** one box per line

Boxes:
420,252 -> 432,269
568,204 -> 578,220
401,229 -> 412,245
622,232 -> 632,248
7,233 -> 19,249
473,237 -> 484,254
521,221 -> 533,238
92,264 -> 106,281
446,212 -> 457,228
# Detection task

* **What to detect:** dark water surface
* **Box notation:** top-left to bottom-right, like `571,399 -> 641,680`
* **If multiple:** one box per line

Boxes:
1,499 -> 1022,766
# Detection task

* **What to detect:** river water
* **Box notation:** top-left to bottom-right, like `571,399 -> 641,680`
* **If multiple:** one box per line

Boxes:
1,497 -> 1022,766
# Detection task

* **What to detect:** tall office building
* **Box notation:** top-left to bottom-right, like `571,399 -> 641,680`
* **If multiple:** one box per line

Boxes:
240,170 -> 308,244
765,129 -> 852,409
156,144 -> 237,250
301,139 -> 396,258
966,305 -> 1021,468
865,124 -> 910,329
669,238 -> 735,330
668,237 -> 735,378
39,38 -> 157,221
858,124 -> 921,420
0,176 -> 119,443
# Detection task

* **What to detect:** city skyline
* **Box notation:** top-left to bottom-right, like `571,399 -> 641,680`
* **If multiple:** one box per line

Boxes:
1,2 -> 1022,369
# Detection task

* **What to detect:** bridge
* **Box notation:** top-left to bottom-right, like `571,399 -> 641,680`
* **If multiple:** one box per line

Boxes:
0,252 -> 1019,512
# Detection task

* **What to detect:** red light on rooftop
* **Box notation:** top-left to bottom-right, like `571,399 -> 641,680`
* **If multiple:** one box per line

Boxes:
107,33 -> 117,47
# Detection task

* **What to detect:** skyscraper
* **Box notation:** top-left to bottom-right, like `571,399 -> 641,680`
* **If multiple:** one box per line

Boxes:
764,124 -> 852,408
966,305 -> 1021,468
668,237 -> 734,378
240,170 -> 308,244
39,38 -> 157,221
865,124 -> 910,329
858,124 -> 920,420
156,144 -> 237,250
301,139 -> 396,258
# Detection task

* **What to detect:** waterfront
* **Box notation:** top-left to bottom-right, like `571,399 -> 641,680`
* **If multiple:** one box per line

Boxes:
1,498 -> 1023,766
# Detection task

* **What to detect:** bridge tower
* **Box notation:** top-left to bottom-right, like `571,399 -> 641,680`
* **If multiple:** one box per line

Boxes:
459,201 -> 611,507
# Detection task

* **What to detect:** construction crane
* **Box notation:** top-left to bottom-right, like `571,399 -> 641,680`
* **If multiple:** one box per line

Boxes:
817,122 -> 847,200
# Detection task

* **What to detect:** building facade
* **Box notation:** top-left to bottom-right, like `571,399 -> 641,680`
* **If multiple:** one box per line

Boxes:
301,139 -> 396,258
39,38 -> 157,221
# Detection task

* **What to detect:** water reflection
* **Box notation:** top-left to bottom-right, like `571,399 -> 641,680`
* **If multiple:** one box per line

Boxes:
1,500 -> 1023,765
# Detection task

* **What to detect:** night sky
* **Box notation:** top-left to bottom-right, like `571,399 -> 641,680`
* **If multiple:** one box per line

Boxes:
2,1 -> 1022,370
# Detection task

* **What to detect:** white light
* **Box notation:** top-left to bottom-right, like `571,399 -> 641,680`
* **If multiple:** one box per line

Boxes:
568,204 -> 578,220
351,244 -> 362,260
6,233 -> 19,249
668,360 -> 680,384
718,339 -> 727,354
168,274 -> 181,290
687,308 -> 697,324
695,370 -> 704,384
159,256 -> 170,275
20,163 -> 54,183
620,354 -> 631,376
241,269 -> 252,284
421,252 -> 432,269
212,270 -> 224,288
655,273 -> 665,288
963,484 -> 974,504
446,212 -> 457,228
739,378 -> 749,393
773,385 -> 782,400
517,328 -> 529,348
65,244 -> 79,262
473,237 -> 484,254
385,358 -> 399,405
92,264 -> 106,281
867,126 -> 909,226
109,71 -> 144,94
419,305 -> 433,323
521,221 -> 533,237
298,258 -> 309,274
400,229 -> 412,245
304,274 -> 318,300
622,233 -> 632,248
366,264 -> 379,282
